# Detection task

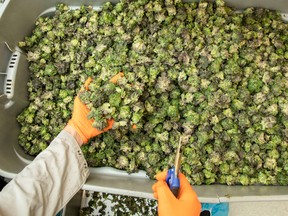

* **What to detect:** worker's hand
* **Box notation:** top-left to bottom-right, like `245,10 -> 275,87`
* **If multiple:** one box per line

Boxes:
68,77 -> 114,144
152,170 -> 201,216
110,72 -> 124,84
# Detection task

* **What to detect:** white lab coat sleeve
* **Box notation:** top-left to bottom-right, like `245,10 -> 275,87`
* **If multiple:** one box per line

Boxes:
0,130 -> 90,216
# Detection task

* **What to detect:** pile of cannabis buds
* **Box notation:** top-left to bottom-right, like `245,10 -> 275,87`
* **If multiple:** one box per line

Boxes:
80,191 -> 157,215
17,0 -> 288,185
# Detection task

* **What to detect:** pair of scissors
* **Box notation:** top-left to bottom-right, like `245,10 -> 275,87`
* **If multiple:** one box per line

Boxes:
166,136 -> 182,198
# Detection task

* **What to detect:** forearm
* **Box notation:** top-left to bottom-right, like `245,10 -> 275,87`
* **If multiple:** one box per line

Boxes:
0,130 -> 89,216
64,124 -> 84,146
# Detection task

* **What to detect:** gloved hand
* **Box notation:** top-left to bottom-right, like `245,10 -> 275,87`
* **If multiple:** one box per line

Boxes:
68,77 -> 114,144
152,170 -> 201,216
110,72 -> 124,83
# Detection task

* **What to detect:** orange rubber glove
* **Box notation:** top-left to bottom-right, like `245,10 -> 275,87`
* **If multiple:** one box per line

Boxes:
68,78 -> 114,144
152,170 -> 201,216
110,72 -> 124,83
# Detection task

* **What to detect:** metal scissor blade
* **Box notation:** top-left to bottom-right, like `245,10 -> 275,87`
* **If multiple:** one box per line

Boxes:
174,136 -> 182,178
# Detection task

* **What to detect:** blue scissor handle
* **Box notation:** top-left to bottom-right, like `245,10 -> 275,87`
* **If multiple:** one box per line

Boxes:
166,166 -> 180,198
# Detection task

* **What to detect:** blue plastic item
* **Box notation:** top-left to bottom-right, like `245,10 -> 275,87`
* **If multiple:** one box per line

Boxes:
201,203 -> 229,216
166,166 -> 180,197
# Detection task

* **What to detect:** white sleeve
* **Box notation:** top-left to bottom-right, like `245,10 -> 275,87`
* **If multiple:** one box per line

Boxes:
0,130 -> 90,216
